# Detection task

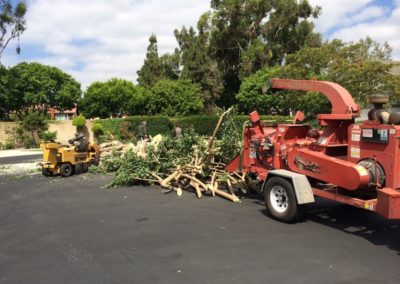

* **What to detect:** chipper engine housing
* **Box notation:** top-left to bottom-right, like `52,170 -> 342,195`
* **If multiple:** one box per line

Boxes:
226,79 -> 400,221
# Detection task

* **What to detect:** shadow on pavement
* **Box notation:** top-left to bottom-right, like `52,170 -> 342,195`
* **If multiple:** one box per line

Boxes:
250,194 -> 400,255
305,201 -> 400,255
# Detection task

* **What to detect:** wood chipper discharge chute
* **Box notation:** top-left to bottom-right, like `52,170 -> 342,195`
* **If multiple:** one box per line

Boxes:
39,133 -> 100,177
226,78 -> 400,222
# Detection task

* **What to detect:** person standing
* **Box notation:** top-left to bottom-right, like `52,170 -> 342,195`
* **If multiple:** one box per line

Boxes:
138,121 -> 148,140
173,124 -> 183,138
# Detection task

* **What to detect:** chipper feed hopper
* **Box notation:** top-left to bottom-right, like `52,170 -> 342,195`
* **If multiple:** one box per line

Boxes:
226,79 -> 400,222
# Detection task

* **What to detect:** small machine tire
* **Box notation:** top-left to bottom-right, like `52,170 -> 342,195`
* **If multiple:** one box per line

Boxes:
88,159 -> 99,167
81,163 -> 89,173
42,168 -> 53,177
60,163 -> 74,177
264,176 -> 300,223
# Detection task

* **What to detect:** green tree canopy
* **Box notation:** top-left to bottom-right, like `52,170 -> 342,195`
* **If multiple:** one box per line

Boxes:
80,78 -> 147,118
237,38 -> 400,117
0,64 -> 7,119
147,79 -> 204,116
0,0 -> 27,58
237,66 -> 287,115
6,62 -> 81,119
175,14 -> 223,112
285,37 -> 400,106
209,0 -> 321,105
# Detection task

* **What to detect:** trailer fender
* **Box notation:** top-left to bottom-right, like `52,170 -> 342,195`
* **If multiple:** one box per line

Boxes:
263,169 -> 315,204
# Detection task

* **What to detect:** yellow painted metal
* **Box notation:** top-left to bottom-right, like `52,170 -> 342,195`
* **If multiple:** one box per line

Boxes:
39,141 -> 100,176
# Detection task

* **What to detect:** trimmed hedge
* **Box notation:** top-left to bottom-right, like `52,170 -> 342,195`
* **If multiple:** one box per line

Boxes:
97,116 -> 172,140
171,115 -> 220,136
96,115 -> 291,141
125,116 -> 173,136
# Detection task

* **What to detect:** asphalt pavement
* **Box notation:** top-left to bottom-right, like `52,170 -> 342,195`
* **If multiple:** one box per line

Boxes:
0,154 -> 42,165
0,174 -> 399,284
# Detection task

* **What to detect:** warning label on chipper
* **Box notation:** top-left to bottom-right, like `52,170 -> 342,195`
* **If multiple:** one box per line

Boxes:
350,146 -> 360,158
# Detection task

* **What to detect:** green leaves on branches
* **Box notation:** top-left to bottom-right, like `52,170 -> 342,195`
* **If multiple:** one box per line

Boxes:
2,62 -> 81,120
0,0 -> 27,58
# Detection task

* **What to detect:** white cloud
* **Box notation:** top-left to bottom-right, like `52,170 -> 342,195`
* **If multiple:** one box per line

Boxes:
310,0 -> 400,59
2,0 -> 210,88
309,0 -> 374,33
330,4 -> 400,59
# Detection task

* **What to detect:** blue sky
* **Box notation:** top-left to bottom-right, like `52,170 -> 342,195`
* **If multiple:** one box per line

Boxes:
3,0 -> 400,89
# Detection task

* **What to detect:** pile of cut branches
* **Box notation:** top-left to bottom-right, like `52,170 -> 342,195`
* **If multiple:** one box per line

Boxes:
91,108 -> 247,202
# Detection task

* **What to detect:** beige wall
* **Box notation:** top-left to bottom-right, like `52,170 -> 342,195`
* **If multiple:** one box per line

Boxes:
0,122 -> 17,144
48,120 -> 94,144
0,120 -> 94,146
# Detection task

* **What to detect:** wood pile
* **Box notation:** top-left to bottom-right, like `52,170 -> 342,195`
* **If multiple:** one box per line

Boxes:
151,153 -> 247,203
99,135 -> 163,158
149,108 -> 247,203
98,108 -> 248,203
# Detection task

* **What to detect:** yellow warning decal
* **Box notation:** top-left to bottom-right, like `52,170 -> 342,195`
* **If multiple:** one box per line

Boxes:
364,203 -> 374,211
355,165 -> 368,177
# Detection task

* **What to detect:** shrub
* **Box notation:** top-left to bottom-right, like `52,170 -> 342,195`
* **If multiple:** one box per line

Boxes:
72,115 -> 86,130
91,123 -> 105,137
21,136 -> 36,148
40,131 -> 57,142
95,118 -> 123,139
0,138 -> 15,150
119,120 -> 136,141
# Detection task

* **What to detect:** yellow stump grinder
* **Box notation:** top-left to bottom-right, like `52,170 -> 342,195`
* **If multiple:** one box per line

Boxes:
39,133 -> 100,177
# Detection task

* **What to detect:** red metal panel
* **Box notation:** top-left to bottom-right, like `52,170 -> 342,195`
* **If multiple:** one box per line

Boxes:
288,148 -> 370,190
347,124 -> 400,189
376,188 -> 400,219
313,188 -> 377,212
272,79 -> 360,116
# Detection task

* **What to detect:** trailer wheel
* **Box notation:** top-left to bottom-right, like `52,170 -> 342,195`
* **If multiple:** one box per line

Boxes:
264,177 -> 299,223
60,163 -> 74,177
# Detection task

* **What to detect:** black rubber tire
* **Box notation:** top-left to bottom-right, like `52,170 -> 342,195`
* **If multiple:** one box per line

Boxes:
264,176 -> 300,223
88,159 -> 99,167
42,168 -> 53,177
81,163 -> 89,173
60,163 -> 74,177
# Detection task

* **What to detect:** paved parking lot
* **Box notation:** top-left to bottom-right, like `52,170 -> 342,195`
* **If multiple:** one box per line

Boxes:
0,173 -> 399,284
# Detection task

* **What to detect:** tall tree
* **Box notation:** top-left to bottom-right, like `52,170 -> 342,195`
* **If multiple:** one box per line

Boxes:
0,0 -> 27,59
137,34 -> 181,87
7,62 -> 81,119
159,50 -> 181,81
137,34 -> 163,87
209,0 -> 321,106
175,13 -> 223,112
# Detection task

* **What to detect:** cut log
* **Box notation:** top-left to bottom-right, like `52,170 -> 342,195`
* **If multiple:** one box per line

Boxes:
214,187 -> 240,203
190,181 -> 202,198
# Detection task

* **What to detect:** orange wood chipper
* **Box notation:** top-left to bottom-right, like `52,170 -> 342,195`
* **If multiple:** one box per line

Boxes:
226,78 -> 400,222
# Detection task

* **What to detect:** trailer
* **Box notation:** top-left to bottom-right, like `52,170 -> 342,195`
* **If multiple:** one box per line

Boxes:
226,79 -> 400,222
